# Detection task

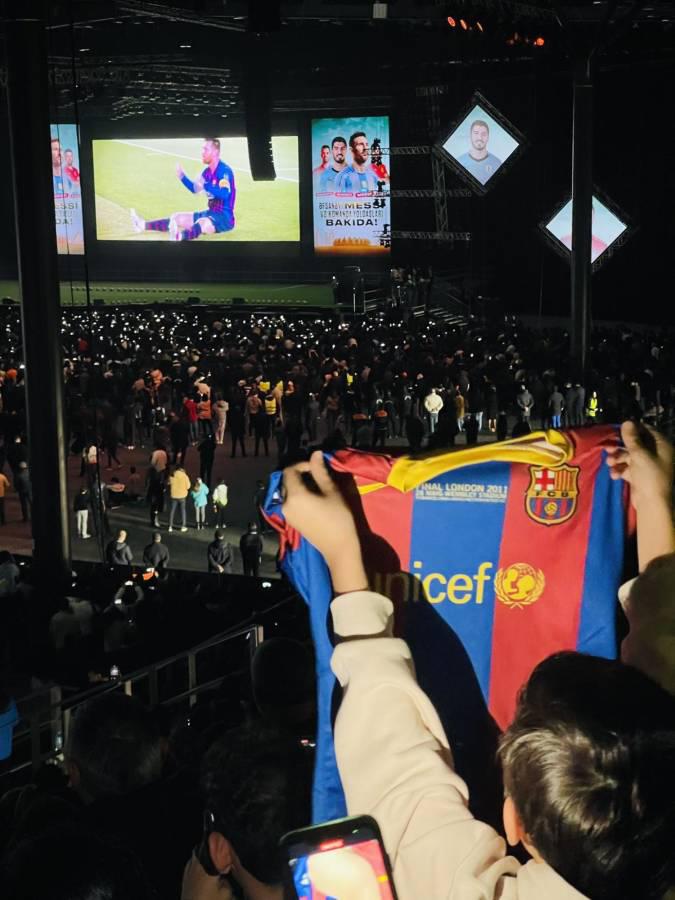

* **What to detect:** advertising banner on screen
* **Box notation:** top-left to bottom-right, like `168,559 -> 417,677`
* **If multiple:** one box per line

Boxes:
544,196 -> 628,265
51,124 -> 84,255
93,136 -> 299,242
312,117 -> 390,255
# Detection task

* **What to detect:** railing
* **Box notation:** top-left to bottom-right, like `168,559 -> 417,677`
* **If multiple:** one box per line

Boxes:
2,622 -> 263,783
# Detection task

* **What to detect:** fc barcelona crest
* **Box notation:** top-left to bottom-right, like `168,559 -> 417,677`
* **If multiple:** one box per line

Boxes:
525,464 -> 579,526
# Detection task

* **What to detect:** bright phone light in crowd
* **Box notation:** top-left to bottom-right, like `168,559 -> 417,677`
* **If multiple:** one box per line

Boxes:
544,195 -> 629,265
311,116 -> 391,255
437,93 -> 524,193
92,136 -> 299,243
281,815 -> 398,900
51,124 -> 84,255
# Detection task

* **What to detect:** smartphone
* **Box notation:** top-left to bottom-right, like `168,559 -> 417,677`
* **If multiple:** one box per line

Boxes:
280,815 -> 398,899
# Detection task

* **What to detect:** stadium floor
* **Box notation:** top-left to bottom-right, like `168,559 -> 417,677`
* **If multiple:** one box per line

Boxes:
0,280 -> 333,308
0,428 -> 503,576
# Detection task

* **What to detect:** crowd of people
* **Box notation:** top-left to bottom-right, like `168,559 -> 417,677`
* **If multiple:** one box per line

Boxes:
0,304 -> 670,488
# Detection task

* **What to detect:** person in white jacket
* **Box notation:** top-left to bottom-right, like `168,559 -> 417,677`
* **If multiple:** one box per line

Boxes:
424,387 -> 443,434
180,422 -> 675,900
278,422 -> 675,900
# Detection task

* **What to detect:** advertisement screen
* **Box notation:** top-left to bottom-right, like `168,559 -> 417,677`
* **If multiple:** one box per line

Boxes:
51,124 -> 84,255
92,136 -> 299,242
440,101 -> 520,189
544,196 -> 628,264
312,117 -> 390,255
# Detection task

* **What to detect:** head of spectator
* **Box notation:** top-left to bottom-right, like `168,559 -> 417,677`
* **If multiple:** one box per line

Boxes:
199,727 -> 313,893
498,651 -> 675,900
214,528 -> 224,542
65,693 -> 163,804
152,530 -> 162,544
0,826 -> 155,900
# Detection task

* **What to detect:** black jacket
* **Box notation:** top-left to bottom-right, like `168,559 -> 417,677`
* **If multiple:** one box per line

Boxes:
207,539 -> 232,573
239,532 -> 263,560
143,542 -> 170,571
106,540 -> 133,566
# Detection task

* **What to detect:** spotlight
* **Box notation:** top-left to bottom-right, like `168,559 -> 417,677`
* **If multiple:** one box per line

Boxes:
447,15 -> 456,26
475,20 -> 484,31
459,18 -> 468,29
534,36 -> 545,46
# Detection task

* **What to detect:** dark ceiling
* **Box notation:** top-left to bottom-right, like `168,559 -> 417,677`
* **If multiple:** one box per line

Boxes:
0,1 -> 672,117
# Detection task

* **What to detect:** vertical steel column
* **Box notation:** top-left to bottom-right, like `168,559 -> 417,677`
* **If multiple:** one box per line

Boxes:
5,11 -> 71,578
570,54 -> 594,378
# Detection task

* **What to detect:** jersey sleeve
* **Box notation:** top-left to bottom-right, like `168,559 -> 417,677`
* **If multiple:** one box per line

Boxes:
180,173 -> 199,194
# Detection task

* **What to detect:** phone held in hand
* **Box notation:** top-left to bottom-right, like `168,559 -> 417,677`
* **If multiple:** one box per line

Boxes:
280,814 -> 398,899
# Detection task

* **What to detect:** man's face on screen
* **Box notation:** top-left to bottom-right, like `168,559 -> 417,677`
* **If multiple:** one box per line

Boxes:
332,142 -> 346,165
321,146 -> 330,164
65,150 -> 74,166
201,141 -> 218,164
470,124 -> 489,152
51,140 -> 61,167
351,136 -> 369,165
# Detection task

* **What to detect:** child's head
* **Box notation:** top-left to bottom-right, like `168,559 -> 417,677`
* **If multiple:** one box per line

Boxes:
499,652 -> 675,899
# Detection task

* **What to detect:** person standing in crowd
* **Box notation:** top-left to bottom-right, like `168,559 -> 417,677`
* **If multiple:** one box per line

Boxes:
73,484 -> 91,539
183,394 -> 199,444
6,435 -> 27,486
253,405 -> 271,457
168,465 -> 190,533
372,400 -> 390,449
0,469 -> 10,526
213,394 -> 229,445
424,387 -> 443,434
212,477 -> 228,528
207,528 -> 233,575
254,479 -> 270,533
517,384 -> 534,422
571,382 -> 586,426
14,461 -> 31,522
454,386 -> 465,432
229,400 -> 247,458
240,522 -> 263,577
197,394 -> 213,438
169,413 -> 190,466
198,433 -> 216,486
549,385 -> 565,429
190,476 -> 210,530
105,529 -> 133,567
150,442 -> 168,475
142,531 -> 170,576
586,390 -> 601,423
146,466 -> 165,529
485,382 -> 499,433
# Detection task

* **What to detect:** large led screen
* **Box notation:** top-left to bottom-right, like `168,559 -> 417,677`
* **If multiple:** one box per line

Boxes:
93,136 -> 299,242
51,124 -> 84,255
544,196 -> 628,265
312,117 -> 390,254
438,94 -> 522,192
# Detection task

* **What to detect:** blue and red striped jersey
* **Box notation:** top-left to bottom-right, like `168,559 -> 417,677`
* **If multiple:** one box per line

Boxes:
264,426 -> 631,822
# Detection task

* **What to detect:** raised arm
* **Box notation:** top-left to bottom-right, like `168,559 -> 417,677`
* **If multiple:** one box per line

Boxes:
606,420 -> 675,572
282,453 -> 515,893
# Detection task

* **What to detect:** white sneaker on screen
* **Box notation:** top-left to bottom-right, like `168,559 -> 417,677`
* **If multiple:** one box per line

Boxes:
130,208 -> 145,233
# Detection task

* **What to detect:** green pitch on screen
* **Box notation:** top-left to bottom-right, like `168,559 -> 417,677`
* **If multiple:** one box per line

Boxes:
93,137 -> 300,242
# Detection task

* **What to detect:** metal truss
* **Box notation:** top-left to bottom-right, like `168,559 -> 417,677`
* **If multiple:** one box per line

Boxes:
390,189 -> 472,198
393,231 -> 472,241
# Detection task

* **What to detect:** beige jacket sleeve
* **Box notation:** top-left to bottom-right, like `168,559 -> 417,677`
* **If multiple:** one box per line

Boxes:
619,569 -> 675,696
330,591 -> 520,900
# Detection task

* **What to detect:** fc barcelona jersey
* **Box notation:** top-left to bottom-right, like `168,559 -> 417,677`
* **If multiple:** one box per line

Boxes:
264,426 -> 631,822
